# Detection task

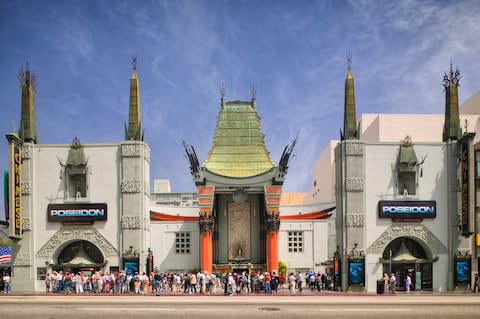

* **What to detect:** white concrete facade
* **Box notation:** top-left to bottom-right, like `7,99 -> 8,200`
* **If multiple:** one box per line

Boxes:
7,140 -> 151,291
331,91 -> 480,292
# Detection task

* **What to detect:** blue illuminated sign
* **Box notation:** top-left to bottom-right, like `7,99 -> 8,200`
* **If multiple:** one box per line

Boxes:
378,201 -> 436,219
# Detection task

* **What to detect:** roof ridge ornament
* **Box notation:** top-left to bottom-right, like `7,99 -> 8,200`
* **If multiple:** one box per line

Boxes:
401,135 -> 413,147
250,83 -> 256,108
220,83 -> 226,108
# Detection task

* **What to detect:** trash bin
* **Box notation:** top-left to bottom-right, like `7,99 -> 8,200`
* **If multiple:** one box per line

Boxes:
376,279 -> 384,294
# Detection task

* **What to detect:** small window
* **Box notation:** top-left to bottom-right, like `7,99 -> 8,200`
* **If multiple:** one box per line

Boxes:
37,267 -> 47,280
288,231 -> 304,253
175,232 -> 191,254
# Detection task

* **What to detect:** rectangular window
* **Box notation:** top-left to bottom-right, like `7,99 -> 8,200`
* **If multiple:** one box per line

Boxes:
175,232 -> 191,254
288,231 -> 304,253
37,267 -> 47,280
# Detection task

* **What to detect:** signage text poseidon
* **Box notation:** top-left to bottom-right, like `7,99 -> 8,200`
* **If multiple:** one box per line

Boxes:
378,201 -> 436,219
48,203 -> 108,222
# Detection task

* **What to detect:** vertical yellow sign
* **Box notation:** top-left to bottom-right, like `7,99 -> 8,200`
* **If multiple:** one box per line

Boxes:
9,143 -> 22,239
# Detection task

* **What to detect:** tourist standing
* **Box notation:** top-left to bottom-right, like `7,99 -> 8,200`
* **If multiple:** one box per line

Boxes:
3,272 -> 11,293
297,272 -> 304,293
389,273 -> 397,293
45,273 -> 51,292
382,272 -> 389,293
405,274 -> 412,293
288,272 -> 296,295
474,273 -> 479,293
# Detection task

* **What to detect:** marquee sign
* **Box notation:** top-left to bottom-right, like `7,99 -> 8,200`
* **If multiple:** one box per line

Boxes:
47,203 -> 108,222
378,200 -> 436,219
6,133 -> 23,239
458,132 -> 475,237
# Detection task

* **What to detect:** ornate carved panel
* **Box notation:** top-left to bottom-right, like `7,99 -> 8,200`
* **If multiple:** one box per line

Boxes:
21,181 -> 31,195
266,210 -> 281,232
37,227 -> 117,258
346,142 -> 364,156
346,214 -> 364,227
21,144 -> 32,159
121,216 -> 141,229
228,202 -> 251,260
121,144 -> 141,157
367,224 -> 447,255
13,252 -> 31,266
21,217 -> 31,231
199,213 -> 214,233
121,180 -> 141,193
345,178 -> 364,192
143,216 -> 150,231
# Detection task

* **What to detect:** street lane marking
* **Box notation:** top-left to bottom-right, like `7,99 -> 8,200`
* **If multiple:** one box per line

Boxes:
82,308 -> 175,311
318,308 -> 406,312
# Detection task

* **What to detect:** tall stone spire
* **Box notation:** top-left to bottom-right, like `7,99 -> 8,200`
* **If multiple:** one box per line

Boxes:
125,56 -> 143,141
343,54 -> 357,140
442,62 -> 461,142
18,64 -> 38,143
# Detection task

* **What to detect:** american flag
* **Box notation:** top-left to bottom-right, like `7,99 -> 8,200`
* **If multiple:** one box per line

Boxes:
0,246 -> 12,264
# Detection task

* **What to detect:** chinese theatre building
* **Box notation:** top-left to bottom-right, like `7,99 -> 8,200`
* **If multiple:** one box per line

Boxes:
181,90 -> 296,274
335,62 -> 479,292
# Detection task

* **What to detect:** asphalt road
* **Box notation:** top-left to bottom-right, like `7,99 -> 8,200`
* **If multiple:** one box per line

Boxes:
0,295 -> 479,319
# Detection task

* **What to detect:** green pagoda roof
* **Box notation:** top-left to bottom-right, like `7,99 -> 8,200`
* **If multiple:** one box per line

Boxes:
203,100 -> 275,178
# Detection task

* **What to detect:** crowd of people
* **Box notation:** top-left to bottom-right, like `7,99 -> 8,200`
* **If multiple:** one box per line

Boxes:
41,269 -> 337,295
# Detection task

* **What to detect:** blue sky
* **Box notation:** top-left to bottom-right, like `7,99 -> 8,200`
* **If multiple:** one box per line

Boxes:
1,0 -> 480,217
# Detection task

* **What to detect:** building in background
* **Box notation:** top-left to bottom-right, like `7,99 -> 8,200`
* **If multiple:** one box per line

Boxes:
333,62 -> 480,292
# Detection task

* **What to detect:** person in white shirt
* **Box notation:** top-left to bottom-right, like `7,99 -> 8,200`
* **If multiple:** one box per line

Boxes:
2,273 -> 11,293
288,272 -> 296,295
389,273 -> 397,293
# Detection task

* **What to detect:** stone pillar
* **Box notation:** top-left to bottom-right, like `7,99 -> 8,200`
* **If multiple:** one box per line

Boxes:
197,186 -> 215,273
336,141 -> 365,292
120,142 -> 150,273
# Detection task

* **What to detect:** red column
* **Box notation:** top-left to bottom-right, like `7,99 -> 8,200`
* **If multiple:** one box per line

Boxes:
266,231 -> 279,272
264,186 -> 281,272
197,186 -> 215,274
200,231 -> 212,273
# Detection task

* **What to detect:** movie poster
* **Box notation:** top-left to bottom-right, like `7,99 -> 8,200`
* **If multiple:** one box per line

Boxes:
348,260 -> 365,285
123,260 -> 139,276
455,259 -> 470,284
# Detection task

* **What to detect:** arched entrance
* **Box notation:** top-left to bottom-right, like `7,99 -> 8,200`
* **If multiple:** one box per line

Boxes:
382,237 -> 433,291
53,240 -> 105,274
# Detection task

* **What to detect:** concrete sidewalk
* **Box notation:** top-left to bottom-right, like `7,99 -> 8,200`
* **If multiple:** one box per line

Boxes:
2,289 -> 478,297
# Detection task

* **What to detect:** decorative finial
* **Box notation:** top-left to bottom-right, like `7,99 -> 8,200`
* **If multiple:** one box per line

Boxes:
442,60 -> 461,89
132,54 -> 137,70
18,63 -> 36,91
250,83 -> 256,100
346,52 -> 352,72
